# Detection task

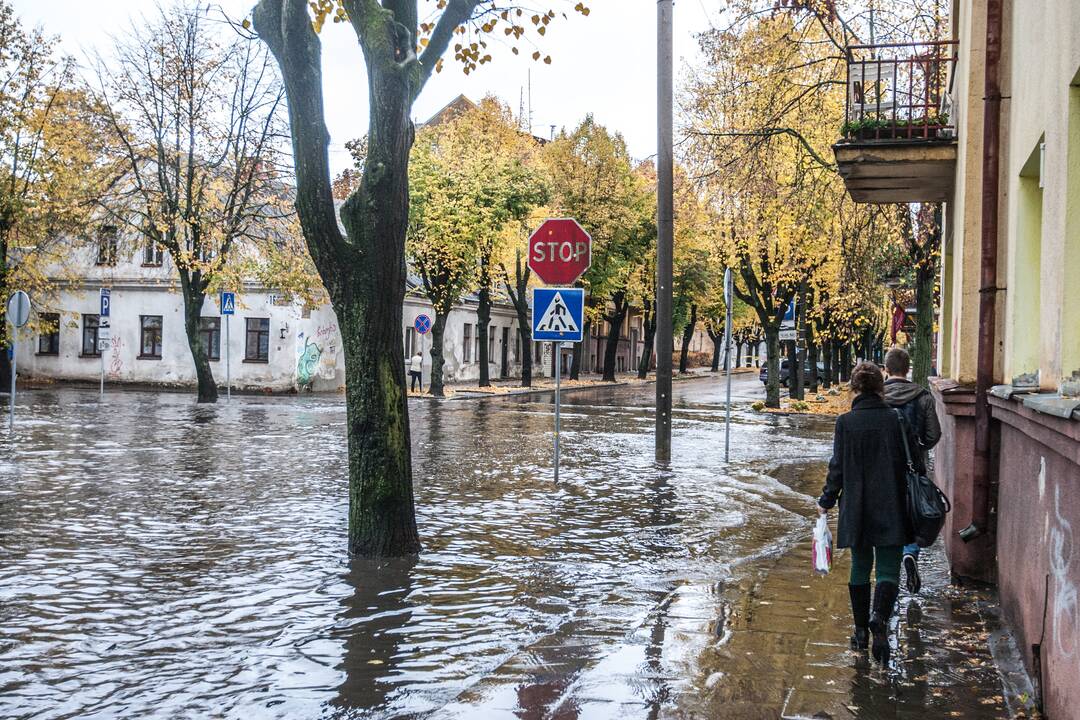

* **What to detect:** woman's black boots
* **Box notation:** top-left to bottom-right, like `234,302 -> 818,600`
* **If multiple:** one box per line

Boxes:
848,584 -> 871,649
869,581 -> 900,663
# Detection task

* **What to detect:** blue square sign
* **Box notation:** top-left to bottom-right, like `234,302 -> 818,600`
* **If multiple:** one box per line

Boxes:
220,292 -> 236,316
532,288 -> 584,343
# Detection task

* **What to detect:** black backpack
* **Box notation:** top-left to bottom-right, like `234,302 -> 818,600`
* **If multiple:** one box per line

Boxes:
895,409 -> 951,547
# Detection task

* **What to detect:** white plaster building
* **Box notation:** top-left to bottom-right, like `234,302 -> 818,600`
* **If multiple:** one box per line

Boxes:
14,236 -> 532,393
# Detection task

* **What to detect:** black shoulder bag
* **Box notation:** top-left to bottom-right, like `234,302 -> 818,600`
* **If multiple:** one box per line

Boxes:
894,409 -> 951,548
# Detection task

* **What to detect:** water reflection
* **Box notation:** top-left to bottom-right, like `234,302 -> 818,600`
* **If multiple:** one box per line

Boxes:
333,558 -> 416,715
0,378 -> 835,718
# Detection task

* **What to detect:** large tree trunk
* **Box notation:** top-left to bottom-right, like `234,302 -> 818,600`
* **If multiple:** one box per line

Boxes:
764,324 -> 781,408
503,252 -> 532,388
428,311 -> 448,397
821,339 -> 832,389
477,286 -> 491,387
0,236 -> 10,390
517,326 -> 532,387
913,256 -> 936,387
570,318 -> 586,380
735,342 -> 743,369
179,274 -> 218,403
254,0 -> 419,557
707,326 -> 722,372
786,339 -> 799,399
678,303 -> 697,374
638,301 -> 657,380
807,338 -> 819,394
602,292 -> 628,382
840,344 -> 852,382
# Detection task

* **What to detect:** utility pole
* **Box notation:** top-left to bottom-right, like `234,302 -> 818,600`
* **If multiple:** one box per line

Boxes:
656,0 -> 674,465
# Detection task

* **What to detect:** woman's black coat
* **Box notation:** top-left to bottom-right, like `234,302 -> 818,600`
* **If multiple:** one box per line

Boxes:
818,393 -> 920,549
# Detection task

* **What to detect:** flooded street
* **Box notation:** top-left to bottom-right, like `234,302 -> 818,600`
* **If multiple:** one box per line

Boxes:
1,376 -> 841,718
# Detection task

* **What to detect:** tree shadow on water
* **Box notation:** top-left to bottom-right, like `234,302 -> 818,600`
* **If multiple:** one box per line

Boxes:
331,556 -> 417,715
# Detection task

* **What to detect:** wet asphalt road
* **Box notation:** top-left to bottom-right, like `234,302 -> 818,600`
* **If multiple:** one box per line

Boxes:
0,373 -> 842,719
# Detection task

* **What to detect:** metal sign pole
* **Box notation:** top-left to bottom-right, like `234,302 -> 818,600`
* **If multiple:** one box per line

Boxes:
554,341 -> 561,483
724,268 -> 734,463
99,338 -> 105,396
9,330 -> 16,430
6,291 -> 30,430
226,315 -> 231,401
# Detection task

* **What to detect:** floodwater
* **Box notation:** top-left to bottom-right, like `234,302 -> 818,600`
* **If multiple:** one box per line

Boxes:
0,376 -> 839,719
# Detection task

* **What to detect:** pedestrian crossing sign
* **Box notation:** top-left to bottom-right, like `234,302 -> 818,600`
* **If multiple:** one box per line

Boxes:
532,288 -> 584,342
220,292 -> 236,315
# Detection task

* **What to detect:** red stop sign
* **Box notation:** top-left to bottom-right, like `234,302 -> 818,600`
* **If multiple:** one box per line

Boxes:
527,218 -> 592,285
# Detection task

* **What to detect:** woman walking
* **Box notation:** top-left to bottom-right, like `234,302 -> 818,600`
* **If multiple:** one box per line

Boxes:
817,361 -> 921,664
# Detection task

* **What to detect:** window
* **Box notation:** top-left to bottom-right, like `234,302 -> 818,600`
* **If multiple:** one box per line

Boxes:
186,238 -> 214,263
96,226 -> 118,266
81,314 -> 100,357
142,239 -> 164,266
404,326 -> 416,358
463,323 -> 473,363
199,317 -> 221,360
139,315 -> 163,358
534,341 -> 542,363
245,317 -> 270,362
37,313 -> 60,355
515,334 -> 521,363
488,325 -> 496,360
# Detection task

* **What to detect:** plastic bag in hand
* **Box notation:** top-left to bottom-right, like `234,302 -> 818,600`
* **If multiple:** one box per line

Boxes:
812,515 -> 833,575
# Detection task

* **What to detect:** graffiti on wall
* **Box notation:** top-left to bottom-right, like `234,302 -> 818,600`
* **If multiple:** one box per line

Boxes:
296,323 -> 339,389
1049,479 -> 1077,662
107,337 -> 124,378
296,337 -> 321,389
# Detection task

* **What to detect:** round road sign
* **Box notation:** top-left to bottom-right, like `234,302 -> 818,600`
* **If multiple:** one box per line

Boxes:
6,291 -> 30,328
414,314 -> 432,335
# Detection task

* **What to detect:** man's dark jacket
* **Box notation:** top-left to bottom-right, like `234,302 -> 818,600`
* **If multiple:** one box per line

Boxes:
819,394 -> 920,548
884,377 -> 941,469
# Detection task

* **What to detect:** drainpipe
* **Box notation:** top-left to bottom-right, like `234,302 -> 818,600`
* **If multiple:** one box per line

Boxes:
960,0 -> 1004,543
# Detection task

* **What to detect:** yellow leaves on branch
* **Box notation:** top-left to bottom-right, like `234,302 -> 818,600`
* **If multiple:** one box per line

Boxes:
298,1 -> 584,74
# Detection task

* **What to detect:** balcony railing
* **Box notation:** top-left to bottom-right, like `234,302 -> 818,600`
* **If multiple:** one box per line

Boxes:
842,40 -> 958,142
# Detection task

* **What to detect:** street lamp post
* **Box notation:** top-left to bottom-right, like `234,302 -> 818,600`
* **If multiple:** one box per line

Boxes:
656,0 -> 674,465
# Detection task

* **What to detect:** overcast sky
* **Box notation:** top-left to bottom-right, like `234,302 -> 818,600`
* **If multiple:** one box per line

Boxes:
13,0 -> 720,174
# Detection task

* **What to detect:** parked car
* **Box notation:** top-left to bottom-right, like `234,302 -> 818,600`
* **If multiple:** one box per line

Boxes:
759,359 -> 826,387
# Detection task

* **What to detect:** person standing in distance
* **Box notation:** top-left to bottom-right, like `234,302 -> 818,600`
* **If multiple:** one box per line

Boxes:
409,349 -> 424,393
818,362 -> 922,664
883,347 -> 941,594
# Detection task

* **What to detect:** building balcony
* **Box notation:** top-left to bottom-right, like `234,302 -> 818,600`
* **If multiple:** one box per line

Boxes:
833,41 -> 959,204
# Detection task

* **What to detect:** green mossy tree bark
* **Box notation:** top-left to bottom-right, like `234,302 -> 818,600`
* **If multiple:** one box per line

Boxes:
428,312 -> 448,397
908,204 -> 941,387
179,271 -> 218,403
253,0 -> 476,556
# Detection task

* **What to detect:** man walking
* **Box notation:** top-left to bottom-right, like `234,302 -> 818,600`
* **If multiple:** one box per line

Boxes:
409,349 -> 424,393
883,347 -> 941,594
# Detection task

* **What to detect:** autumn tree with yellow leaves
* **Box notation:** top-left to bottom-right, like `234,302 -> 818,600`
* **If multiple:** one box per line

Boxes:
406,98 -> 547,396
542,117 -> 653,382
95,3 -> 309,404
0,0 -> 110,388
685,11 -> 845,407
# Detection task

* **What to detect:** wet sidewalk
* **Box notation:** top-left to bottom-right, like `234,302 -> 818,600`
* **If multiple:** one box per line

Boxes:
681,532 -> 1038,719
